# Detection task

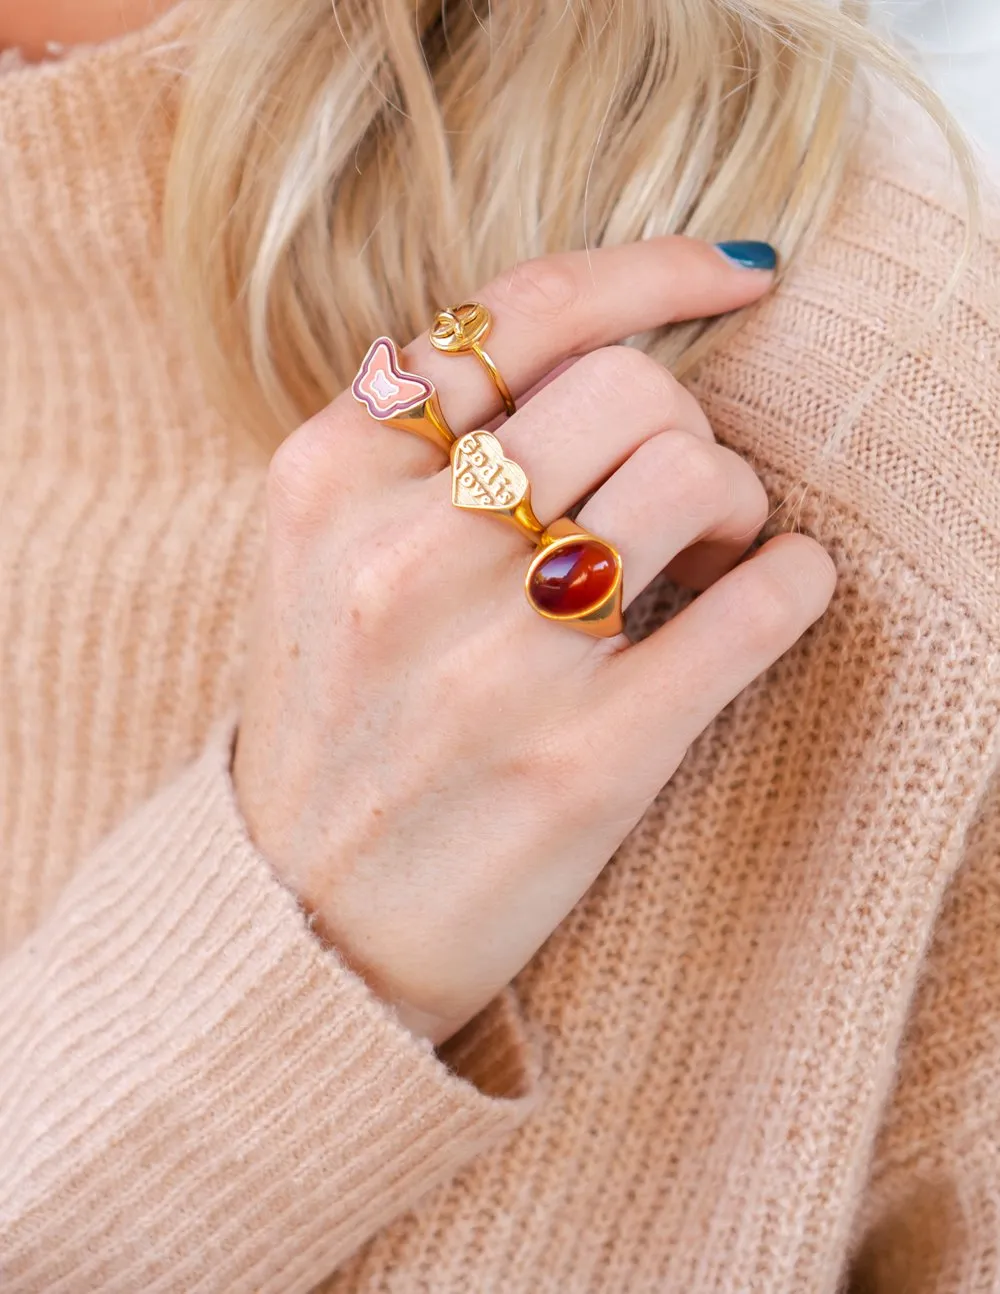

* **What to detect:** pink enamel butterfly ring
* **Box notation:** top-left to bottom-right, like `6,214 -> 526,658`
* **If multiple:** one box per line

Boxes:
351,336 -> 455,454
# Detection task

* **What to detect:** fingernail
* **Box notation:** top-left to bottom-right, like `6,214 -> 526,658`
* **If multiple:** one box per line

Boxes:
715,240 -> 778,271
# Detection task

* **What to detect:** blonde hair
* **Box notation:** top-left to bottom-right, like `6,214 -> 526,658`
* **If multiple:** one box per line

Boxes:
165,0 -> 976,447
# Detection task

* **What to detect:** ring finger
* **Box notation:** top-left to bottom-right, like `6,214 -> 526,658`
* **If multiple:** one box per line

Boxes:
441,343 -> 713,525
429,343 -> 762,590
574,429 -> 770,605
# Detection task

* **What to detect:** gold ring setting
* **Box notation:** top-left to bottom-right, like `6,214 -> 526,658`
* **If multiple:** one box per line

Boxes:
525,518 -> 624,638
352,336 -> 455,454
431,303 -> 517,417
451,430 -> 544,546
352,317 -> 623,637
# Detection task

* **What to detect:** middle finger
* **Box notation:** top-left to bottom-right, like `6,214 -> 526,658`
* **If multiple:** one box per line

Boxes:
430,343 -> 712,524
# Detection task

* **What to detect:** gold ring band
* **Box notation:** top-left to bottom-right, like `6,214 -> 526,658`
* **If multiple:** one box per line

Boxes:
352,336 -> 455,454
431,304 -> 517,418
450,430 -> 624,637
467,341 -> 516,417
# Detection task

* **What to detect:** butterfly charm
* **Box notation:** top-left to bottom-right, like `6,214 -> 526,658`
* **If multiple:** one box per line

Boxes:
352,337 -> 434,420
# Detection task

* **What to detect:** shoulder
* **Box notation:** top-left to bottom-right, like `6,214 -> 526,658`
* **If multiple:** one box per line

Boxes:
694,93 -> 999,632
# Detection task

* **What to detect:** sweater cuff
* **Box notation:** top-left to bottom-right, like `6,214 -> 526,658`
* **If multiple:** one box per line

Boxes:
0,717 -> 539,1293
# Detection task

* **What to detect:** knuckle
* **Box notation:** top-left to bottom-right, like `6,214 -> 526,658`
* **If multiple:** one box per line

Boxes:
421,639 -> 484,719
667,432 -> 729,496
502,724 -> 590,809
493,255 -> 580,321
744,469 -> 772,531
340,521 -> 426,635
266,439 -> 309,520
577,344 -> 674,407
341,561 -> 398,638
266,423 -> 334,538
655,432 -> 730,512
726,562 -> 806,650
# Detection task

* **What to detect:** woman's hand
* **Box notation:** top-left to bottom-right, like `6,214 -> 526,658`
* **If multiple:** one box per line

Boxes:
233,238 -> 835,1045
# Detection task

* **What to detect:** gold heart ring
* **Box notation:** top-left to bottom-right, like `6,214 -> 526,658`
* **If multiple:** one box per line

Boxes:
450,430 -> 544,544
430,303 -> 517,418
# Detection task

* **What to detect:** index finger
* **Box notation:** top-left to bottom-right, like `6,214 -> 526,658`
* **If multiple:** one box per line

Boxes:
343,237 -> 776,473
411,238 -> 776,431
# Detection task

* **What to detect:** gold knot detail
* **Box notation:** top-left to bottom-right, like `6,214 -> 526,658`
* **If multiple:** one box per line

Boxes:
430,303 -> 493,354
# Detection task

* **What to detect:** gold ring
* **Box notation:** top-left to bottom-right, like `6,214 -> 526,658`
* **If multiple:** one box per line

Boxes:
352,336 -> 455,454
431,304 -> 517,418
450,430 -> 624,637
450,430 -> 544,545
525,518 -> 624,639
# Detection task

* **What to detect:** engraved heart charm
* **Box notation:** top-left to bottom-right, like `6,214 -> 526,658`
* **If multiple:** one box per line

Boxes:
451,431 -> 528,512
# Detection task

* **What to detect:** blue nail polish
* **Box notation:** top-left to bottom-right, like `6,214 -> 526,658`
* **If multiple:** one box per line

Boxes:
715,240 -> 778,271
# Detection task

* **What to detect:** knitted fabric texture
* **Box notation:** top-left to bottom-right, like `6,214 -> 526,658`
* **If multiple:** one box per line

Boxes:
0,15 -> 998,1294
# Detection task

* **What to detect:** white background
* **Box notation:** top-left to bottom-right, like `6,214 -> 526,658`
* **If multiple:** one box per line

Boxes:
881,0 -> 1000,163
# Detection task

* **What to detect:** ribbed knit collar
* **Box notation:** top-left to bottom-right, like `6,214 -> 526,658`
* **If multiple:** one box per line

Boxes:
0,3 -> 190,86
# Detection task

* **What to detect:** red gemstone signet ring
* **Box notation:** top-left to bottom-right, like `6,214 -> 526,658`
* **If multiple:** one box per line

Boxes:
525,518 -> 624,638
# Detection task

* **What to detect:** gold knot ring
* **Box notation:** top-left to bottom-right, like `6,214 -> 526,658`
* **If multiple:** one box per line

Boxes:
450,430 -> 623,638
431,304 -> 517,418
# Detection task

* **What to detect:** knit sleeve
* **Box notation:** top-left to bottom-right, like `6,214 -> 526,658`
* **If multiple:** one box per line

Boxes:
0,718 -> 539,1294
848,765 -> 1000,1294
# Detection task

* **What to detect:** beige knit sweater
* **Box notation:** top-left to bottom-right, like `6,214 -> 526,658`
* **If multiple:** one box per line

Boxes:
0,12 -> 998,1294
